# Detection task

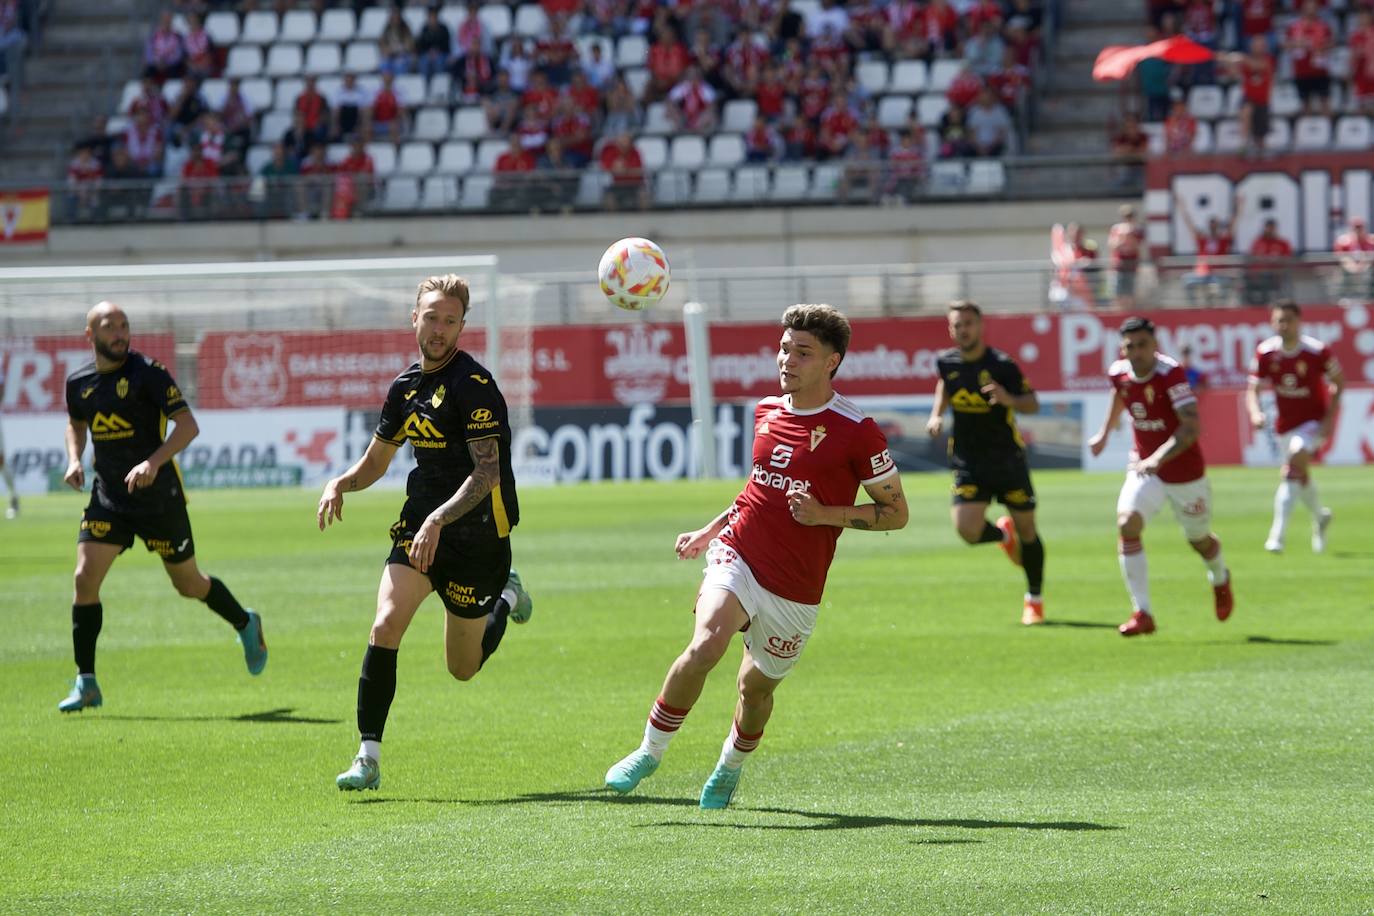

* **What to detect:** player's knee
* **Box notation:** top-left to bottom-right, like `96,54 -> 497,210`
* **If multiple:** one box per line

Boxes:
1117,513 -> 1143,538
73,568 -> 100,600
955,522 -> 983,544
737,678 -> 775,708
679,636 -> 727,673
447,658 -> 480,681
172,576 -> 203,598
369,616 -> 405,646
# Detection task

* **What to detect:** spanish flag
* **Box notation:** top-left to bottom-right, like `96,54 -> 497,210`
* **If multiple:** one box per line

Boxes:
0,189 -> 51,244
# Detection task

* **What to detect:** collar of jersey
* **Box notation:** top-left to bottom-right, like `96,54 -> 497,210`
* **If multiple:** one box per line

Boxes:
1128,359 -> 1160,382
421,349 -> 459,374
783,393 -> 836,416
97,356 -> 130,374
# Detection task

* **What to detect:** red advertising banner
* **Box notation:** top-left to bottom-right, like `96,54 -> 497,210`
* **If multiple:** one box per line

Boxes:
196,306 -> 1370,409
1,334 -> 178,414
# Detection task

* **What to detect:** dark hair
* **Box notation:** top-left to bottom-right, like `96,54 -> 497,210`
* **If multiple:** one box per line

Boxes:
1273,299 -> 1300,316
782,304 -> 851,376
1119,316 -> 1155,336
947,299 -> 983,318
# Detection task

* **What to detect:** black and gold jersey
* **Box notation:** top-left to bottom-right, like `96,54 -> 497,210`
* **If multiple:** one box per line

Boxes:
936,346 -> 1032,463
65,349 -> 190,513
375,348 -> 519,538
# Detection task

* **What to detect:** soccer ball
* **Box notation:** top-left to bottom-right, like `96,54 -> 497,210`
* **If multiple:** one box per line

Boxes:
598,237 -> 670,311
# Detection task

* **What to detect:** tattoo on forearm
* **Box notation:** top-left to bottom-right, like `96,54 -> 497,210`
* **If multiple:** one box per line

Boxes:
431,438 -> 502,526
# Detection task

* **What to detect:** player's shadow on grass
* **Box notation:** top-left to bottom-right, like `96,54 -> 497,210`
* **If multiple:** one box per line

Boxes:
1037,620 -> 1119,630
643,805 -> 1119,833
101,707 -> 342,725
1244,635 -> 1337,647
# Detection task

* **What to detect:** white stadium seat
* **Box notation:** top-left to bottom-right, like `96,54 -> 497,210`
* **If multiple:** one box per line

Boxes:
241,78 -> 273,112
460,174 -> 494,208
160,78 -> 184,104
1334,115 -> 1372,150
303,43 -> 342,76
422,175 -> 457,209
1293,115 -> 1331,150
1188,84 -> 1224,120
204,11 -> 240,45
642,102 -> 673,135
401,7 -> 426,34
634,136 -> 667,171
279,10 -> 317,44
916,94 -> 948,126
451,106 -> 489,139
889,60 -> 927,94
396,142 -> 436,176
246,144 -> 273,174
383,176 -> 420,210
427,73 -> 452,105
259,111 -> 293,143
1270,81 -> 1302,117
200,78 -> 228,110
1191,119 -> 1214,153
770,165 -> 810,200
733,165 -> 770,201
694,168 -> 732,203
265,44 -> 305,79
119,79 -> 142,113
273,77 -> 304,112
477,4 -> 513,39
240,11 -> 279,45
576,170 -> 609,207
514,4 -> 549,36
654,171 -> 692,205
1214,118 -> 1244,152
225,46 -> 263,78
475,138 -> 507,171
616,34 -> 648,69
878,95 -> 914,128
367,143 -> 398,176
927,59 -> 962,93
436,141 -> 475,173
438,6 -> 467,37
967,160 -> 1006,194
810,162 -> 843,200
343,41 -> 381,74
395,74 -> 426,106
856,60 -> 889,94
721,98 -> 756,133
928,160 -> 967,193
318,9 -> 357,43
412,107 -> 451,141
357,7 -> 388,41
669,135 -> 706,170
622,67 -> 650,100
707,133 -> 745,168
1264,116 -> 1291,150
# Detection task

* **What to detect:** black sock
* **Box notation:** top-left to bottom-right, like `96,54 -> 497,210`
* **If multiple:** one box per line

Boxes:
1022,537 -> 1045,597
977,521 -> 1004,544
203,576 -> 250,630
357,645 -> 399,743
72,602 -> 102,675
479,602 -> 510,669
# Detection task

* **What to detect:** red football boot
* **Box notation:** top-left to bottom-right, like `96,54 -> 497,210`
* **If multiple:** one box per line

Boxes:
995,516 -> 1022,567
1118,609 -> 1156,637
1213,575 -> 1233,622
1021,595 -> 1044,626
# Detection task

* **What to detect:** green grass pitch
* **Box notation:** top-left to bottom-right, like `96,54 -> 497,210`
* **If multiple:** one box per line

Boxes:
2,467 -> 1372,913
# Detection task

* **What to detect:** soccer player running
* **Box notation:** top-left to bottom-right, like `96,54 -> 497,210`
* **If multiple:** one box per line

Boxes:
605,304 -> 908,810
1245,301 -> 1344,553
926,301 -> 1046,625
1089,317 -> 1233,637
0,377 -> 19,518
319,274 -> 532,792
58,302 -> 266,712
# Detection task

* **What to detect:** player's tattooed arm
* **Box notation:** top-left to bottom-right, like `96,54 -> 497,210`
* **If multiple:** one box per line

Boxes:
428,437 -> 502,527
793,477 -> 908,531
1138,402 -> 1199,474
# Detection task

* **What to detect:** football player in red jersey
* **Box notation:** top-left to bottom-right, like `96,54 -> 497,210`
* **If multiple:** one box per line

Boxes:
1245,301 -> 1344,553
605,304 -> 909,809
1089,318 -> 1233,637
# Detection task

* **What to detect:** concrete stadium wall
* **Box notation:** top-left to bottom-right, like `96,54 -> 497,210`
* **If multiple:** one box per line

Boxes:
0,199 -> 1132,269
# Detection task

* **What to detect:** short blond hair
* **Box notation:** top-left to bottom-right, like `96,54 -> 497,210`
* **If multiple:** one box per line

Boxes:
415,274 -> 471,315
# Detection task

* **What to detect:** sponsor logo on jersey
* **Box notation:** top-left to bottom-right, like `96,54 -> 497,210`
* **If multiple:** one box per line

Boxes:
431,384 -> 445,408
751,463 -> 810,494
81,385 -> 97,399
870,449 -> 894,475
470,374 -> 489,384
468,407 -> 499,432
1277,372 -> 1311,398
81,519 -> 112,538
402,413 -> 447,448
91,412 -> 135,441
769,444 -> 793,468
765,632 -> 806,659
405,389 -> 417,400
444,581 -> 490,608
809,425 -> 827,451
950,389 -> 991,413
146,538 -> 176,558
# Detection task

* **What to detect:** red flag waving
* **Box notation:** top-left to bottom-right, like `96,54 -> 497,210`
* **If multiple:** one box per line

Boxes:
1092,36 -> 1215,82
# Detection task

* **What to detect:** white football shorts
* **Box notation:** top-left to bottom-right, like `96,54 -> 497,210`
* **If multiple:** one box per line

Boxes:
1117,471 -> 1213,542
702,538 -> 817,680
1284,420 -> 1324,458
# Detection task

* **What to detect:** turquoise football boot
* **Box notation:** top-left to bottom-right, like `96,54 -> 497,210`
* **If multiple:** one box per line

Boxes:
238,610 -> 268,675
336,755 -> 380,791
58,674 -> 102,713
699,762 -> 742,810
506,568 -> 533,624
605,749 -> 659,794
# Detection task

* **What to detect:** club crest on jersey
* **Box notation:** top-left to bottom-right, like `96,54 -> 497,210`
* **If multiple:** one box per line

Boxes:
431,384 -> 445,408
116,377 -> 129,398
978,369 -> 992,386
809,425 -> 827,450
1145,386 -> 1155,404
1297,362 -> 1307,377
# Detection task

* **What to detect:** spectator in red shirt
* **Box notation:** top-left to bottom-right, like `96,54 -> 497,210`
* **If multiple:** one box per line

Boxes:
1245,218 -> 1294,305
1177,191 -> 1243,305
1163,96 -> 1197,154
922,0 -> 959,55
1350,10 -> 1374,113
722,31 -> 768,98
550,95 -> 594,166
882,0 -> 928,60
514,109 -> 549,156
1284,0 -> 1332,115
565,69 -> 601,117
1108,204 -> 1146,309
837,130 -> 880,202
334,136 -> 376,215
534,14 -> 578,86
1334,217 -> 1374,302
1222,37 -> 1273,153
686,26 -> 722,87
66,145 -> 104,219
1236,0 -> 1275,53
495,135 -> 537,176
1111,112 -> 1149,187
368,71 -> 406,143
179,143 -> 220,217
744,115 -> 782,162
946,65 -> 983,110
220,77 -> 255,153
667,65 -> 718,132
599,132 -> 647,211
781,114 -> 817,160
183,12 -> 217,80
128,75 -> 169,128
143,11 -> 185,82
298,144 -> 332,220
451,32 -> 495,104
647,24 -> 691,100
123,109 -> 164,177
521,70 -> 560,121
295,76 -> 331,144
988,48 -> 1030,109
754,64 -> 787,121
817,88 -> 858,159
884,128 -> 926,201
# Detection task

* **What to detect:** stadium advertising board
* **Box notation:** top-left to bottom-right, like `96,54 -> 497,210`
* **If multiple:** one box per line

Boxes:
1144,151 -> 1374,257
195,307 -> 1371,408
0,334 -> 178,414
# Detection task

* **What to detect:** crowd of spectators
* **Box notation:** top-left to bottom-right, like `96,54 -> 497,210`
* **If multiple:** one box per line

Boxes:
63,0 -> 1047,221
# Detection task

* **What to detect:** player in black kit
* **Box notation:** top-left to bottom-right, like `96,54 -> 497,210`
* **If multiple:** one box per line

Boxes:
319,274 -> 533,792
926,301 -> 1047,625
58,302 -> 266,713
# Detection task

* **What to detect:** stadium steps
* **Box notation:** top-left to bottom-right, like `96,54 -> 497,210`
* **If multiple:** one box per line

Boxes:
0,0 -> 148,184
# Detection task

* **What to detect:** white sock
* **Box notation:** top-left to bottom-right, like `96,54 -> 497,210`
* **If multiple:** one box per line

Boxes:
1202,539 -> 1228,586
500,586 -> 517,608
1297,479 -> 1321,517
718,721 -> 763,770
641,697 -> 688,760
1118,538 -> 1150,614
1270,481 -> 1296,542
359,739 -> 381,763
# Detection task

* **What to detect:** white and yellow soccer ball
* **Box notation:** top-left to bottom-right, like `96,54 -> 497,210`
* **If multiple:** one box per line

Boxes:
598,237 -> 671,311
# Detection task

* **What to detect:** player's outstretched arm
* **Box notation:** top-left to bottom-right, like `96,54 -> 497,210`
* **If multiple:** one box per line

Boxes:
1088,391 -> 1125,456
126,408 -> 199,492
926,378 -> 948,437
1321,361 -> 1345,440
1244,377 -> 1266,430
64,419 -> 88,491
676,507 -> 731,560
318,436 -> 400,530
788,475 -> 909,531
408,437 -> 502,573
981,381 -> 1038,414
